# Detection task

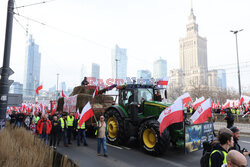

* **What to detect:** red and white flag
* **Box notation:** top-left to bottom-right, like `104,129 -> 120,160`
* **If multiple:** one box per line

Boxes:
78,102 -> 94,127
62,90 -> 66,97
178,93 -> 192,105
75,108 -> 79,120
92,88 -> 98,98
157,77 -> 169,86
158,97 -> 183,134
223,101 -> 230,108
36,85 -> 43,94
190,98 -> 212,124
193,97 -> 205,110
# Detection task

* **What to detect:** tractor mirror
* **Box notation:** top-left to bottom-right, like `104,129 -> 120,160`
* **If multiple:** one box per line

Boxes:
164,90 -> 167,99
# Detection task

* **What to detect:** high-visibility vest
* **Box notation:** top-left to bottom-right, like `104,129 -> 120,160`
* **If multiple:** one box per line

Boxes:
77,120 -> 85,129
59,117 -> 67,129
190,108 -> 193,114
34,116 -> 40,124
209,150 -> 227,167
231,109 -> 235,114
67,116 -> 74,127
236,109 -> 240,115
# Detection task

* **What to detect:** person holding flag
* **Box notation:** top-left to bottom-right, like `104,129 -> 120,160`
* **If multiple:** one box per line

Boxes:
96,115 -> 108,157
77,102 -> 95,146
76,114 -> 88,146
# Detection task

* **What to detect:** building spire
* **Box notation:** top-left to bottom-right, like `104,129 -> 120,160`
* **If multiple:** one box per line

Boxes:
191,0 -> 193,11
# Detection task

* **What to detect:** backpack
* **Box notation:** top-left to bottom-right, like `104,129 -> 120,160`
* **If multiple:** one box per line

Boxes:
200,141 -> 224,167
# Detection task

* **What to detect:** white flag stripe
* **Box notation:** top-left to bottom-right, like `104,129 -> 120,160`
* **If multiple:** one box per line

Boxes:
190,98 -> 211,122
158,98 -> 183,123
193,97 -> 205,106
80,102 -> 92,119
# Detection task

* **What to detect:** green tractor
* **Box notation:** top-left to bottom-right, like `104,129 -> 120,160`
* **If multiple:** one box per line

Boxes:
104,84 -> 183,155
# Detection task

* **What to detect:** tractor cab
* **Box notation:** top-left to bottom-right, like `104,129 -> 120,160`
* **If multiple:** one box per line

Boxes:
117,84 -> 169,119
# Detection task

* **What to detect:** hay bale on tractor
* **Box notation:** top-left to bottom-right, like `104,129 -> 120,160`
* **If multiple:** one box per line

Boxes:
57,85 -> 114,113
70,85 -> 96,96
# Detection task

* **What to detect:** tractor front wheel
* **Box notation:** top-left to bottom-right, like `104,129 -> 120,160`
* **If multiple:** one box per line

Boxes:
139,119 -> 170,155
104,109 -> 129,145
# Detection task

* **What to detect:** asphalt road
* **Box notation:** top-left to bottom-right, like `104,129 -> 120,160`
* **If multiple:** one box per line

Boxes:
57,136 -> 250,167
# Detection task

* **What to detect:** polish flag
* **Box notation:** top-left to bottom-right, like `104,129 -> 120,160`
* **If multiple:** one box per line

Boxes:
92,88 -> 98,98
75,108 -> 79,119
239,96 -> 244,106
223,101 -> 230,108
78,102 -> 94,127
190,98 -> 212,124
36,85 -> 43,94
178,93 -> 192,105
232,101 -> 235,108
62,90 -> 66,97
157,77 -> 169,86
193,97 -> 205,110
158,97 -> 183,134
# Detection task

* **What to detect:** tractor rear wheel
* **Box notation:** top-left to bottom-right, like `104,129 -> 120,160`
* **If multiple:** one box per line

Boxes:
139,119 -> 170,155
104,109 -> 129,145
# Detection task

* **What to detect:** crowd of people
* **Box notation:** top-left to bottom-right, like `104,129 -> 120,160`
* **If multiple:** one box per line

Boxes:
202,126 -> 249,167
7,110 -> 108,156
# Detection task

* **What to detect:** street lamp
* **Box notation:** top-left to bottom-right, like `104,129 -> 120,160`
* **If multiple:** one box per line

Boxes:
115,59 -> 119,81
230,29 -> 243,98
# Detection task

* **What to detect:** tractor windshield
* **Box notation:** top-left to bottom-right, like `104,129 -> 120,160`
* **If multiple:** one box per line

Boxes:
137,88 -> 153,104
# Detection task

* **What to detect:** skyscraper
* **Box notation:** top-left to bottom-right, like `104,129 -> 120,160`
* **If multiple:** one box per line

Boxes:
61,82 -> 66,91
91,63 -> 100,80
217,69 -> 227,90
137,70 -> 152,80
23,35 -> 41,96
153,58 -> 167,79
80,64 -> 88,82
111,45 -> 127,81
179,6 -> 208,87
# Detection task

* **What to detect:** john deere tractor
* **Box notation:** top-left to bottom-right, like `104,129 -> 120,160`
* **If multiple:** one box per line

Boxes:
104,84 -> 184,155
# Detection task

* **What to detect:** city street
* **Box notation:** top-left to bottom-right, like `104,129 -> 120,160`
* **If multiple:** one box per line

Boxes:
57,136 -> 250,167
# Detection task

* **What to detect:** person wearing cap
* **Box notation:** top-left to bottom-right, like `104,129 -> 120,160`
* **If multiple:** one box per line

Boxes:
226,150 -> 247,167
229,126 -> 250,157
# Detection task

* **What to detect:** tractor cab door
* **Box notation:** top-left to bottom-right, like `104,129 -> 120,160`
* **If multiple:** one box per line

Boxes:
119,90 -> 134,112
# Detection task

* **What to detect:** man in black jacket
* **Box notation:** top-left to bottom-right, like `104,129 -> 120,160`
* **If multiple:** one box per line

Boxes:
50,116 -> 61,149
225,109 -> 234,128
229,126 -> 250,157
210,132 -> 234,167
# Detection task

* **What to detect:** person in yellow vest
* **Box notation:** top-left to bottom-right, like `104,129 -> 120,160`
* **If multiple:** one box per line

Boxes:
67,112 -> 74,144
209,132 -> 234,167
236,108 -> 240,115
58,113 -> 68,147
231,108 -> 236,114
76,116 -> 88,146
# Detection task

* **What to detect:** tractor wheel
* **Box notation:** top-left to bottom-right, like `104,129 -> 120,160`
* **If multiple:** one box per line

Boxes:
104,109 -> 129,145
139,119 -> 170,155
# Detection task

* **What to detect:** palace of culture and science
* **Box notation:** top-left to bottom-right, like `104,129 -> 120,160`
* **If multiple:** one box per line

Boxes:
169,5 -> 227,91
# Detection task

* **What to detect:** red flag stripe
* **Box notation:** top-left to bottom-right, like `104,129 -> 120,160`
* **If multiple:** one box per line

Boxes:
159,110 -> 183,134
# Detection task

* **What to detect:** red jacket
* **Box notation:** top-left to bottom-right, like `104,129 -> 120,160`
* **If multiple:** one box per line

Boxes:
36,118 -> 52,135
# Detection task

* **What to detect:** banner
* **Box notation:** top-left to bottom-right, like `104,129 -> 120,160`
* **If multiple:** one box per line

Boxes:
63,95 -> 77,113
185,122 -> 214,153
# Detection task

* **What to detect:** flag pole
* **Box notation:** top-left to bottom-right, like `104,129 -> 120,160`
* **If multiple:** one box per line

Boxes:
183,109 -> 186,154
91,90 -> 98,123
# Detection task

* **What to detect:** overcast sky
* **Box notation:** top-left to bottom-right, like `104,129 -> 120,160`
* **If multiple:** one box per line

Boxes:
0,0 -> 250,92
